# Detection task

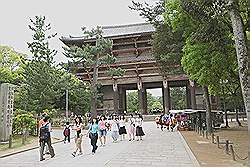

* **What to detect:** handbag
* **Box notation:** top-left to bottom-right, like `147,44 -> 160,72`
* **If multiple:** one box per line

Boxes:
89,132 -> 97,139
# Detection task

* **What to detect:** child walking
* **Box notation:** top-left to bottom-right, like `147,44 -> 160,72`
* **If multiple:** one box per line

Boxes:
63,122 -> 71,144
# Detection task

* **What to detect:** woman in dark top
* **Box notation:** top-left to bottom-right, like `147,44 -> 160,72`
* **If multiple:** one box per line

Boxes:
72,116 -> 83,157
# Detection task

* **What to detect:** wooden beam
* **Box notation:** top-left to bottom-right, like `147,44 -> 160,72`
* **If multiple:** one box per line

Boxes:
112,39 -> 152,46
76,60 -> 156,70
77,66 -> 160,76
111,46 -> 152,54
80,74 -> 188,82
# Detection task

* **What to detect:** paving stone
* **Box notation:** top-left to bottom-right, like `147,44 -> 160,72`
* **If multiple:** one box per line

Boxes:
0,122 -> 199,167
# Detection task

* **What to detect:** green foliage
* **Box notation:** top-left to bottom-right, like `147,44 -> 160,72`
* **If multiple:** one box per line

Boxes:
15,15 -> 91,117
129,0 -> 165,25
126,91 -> 163,113
0,46 -> 26,84
152,24 -> 183,76
147,92 -> 163,112
27,16 -> 57,64
12,109 -> 36,135
170,87 -> 186,109
126,91 -> 139,113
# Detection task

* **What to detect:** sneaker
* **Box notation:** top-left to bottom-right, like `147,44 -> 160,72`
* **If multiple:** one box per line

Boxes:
129,139 -> 131,141
78,152 -> 83,156
40,158 -> 45,161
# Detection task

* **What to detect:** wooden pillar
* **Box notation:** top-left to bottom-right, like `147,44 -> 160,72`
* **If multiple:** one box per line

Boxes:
113,79 -> 119,114
142,87 -> 148,114
119,88 -> 126,114
190,80 -> 197,109
137,77 -> 147,114
163,79 -> 170,114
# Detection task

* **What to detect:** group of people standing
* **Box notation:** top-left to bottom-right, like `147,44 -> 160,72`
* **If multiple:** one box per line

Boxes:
38,113 -> 145,161
63,114 -> 145,156
155,113 -> 178,131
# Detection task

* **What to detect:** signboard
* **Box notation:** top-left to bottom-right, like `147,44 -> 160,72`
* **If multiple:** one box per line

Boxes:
0,83 -> 15,142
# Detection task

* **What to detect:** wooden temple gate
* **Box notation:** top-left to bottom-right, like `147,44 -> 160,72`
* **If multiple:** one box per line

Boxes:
61,23 -> 218,115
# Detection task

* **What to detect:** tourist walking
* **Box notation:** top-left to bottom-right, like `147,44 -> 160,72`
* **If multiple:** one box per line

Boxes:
63,122 -> 71,143
72,117 -> 83,157
39,116 -> 55,161
98,115 -> 107,146
169,114 -> 177,132
128,114 -> 135,141
87,118 -> 99,154
135,114 -> 145,141
119,115 -> 127,141
110,116 -> 119,142
38,113 -> 50,154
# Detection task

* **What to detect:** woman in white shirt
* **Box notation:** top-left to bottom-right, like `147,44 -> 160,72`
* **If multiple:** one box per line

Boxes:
109,116 -> 119,142
118,115 -> 127,141
135,114 -> 145,141
128,114 -> 135,141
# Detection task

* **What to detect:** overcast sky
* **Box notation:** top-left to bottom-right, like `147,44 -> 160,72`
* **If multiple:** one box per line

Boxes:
0,0 -> 161,96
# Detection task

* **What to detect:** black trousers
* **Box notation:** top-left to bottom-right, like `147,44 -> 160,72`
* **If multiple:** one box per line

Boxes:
64,135 -> 70,143
90,133 -> 98,153
40,138 -> 55,160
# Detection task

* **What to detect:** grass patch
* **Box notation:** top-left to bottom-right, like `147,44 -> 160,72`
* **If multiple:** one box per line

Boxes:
0,135 -> 37,152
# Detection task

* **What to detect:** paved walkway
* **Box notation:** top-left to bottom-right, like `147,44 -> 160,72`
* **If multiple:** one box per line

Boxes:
0,122 -> 199,167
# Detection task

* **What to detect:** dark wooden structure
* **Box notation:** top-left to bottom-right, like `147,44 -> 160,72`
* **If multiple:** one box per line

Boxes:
61,23 -> 218,114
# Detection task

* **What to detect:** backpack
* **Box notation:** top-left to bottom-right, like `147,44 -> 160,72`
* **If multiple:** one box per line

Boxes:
39,123 -> 50,141
63,127 -> 70,136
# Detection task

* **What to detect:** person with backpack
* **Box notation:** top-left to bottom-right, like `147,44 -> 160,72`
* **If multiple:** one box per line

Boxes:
63,122 -> 71,144
87,118 -> 99,154
72,117 -> 83,157
39,116 -> 55,161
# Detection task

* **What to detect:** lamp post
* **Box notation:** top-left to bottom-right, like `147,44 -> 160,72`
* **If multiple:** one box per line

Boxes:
220,80 -> 229,127
66,89 -> 69,120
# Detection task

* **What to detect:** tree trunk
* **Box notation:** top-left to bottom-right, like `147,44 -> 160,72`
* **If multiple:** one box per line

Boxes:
203,86 -> 212,133
22,129 -> 26,145
228,0 -> 250,132
224,109 -> 229,128
90,61 -> 98,118
235,108 -> 242,126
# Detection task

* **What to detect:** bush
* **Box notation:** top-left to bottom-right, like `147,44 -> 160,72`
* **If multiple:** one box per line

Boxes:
13,109 -> 36,136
